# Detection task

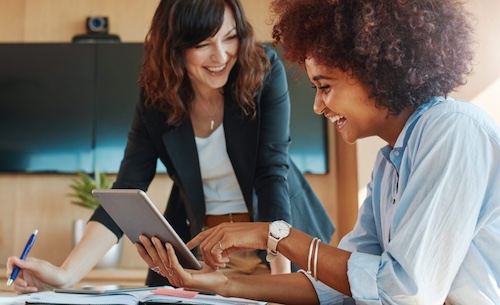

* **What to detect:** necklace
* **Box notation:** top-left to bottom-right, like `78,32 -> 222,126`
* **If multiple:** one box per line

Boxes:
198,99 -> 220,130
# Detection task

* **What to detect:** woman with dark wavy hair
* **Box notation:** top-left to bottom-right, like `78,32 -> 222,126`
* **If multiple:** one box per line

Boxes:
135,0 -> 500,304
6,0 -> 334,292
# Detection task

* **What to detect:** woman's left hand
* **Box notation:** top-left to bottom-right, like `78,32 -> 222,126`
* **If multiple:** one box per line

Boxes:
135,235 -> 228,293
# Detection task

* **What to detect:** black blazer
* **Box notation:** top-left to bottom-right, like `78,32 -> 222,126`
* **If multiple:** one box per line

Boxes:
90,46 -> 335,285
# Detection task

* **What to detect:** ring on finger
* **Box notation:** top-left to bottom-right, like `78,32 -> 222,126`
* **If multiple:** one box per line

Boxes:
151,266 -> 161,274
166,267 -> 174,276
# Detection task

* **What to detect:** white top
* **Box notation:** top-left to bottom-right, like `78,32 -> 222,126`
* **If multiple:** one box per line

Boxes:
195,124 -> 248,215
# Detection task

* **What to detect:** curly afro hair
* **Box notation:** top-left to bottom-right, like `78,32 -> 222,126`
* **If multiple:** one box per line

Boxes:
271,0 -> 475,114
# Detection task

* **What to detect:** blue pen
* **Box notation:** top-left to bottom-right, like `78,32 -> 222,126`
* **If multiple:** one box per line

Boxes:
7,229 -> 38,287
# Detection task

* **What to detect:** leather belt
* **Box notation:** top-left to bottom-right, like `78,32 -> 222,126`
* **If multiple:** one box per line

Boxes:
204,212 -> 251,228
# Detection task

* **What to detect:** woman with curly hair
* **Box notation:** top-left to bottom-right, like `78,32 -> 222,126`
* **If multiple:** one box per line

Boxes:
135,0 -> 500,304
6,0 -> 334,293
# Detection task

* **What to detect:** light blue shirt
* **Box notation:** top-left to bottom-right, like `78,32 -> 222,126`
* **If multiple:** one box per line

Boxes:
306,97 -> 500,304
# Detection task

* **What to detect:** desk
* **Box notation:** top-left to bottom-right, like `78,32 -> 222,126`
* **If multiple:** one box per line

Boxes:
0,268 -> 147,293
0,269 -> 282,305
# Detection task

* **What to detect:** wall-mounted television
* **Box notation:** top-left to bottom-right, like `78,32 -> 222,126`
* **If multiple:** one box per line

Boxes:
0,44 -> 95,173
0,43 -> 327,174
267,44 -> 329,174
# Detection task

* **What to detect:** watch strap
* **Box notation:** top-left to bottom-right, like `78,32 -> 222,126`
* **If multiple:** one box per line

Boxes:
267,235 -> 280,255
266,221 -> 291,262
266,235 -> 280,261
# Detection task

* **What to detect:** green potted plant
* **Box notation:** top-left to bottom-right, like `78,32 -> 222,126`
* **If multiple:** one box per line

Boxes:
68,171 -> 113,209
68,170 -> 123,269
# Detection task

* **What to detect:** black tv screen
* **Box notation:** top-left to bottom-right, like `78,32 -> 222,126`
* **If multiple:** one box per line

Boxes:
93,43 -> 158,172
0,43 -> 327,174
0,44 -> 95,173
271,44 -> 329,174
91,43 -> 168,173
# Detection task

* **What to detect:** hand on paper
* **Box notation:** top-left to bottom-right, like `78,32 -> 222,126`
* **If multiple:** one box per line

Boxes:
6,256 -> 69,294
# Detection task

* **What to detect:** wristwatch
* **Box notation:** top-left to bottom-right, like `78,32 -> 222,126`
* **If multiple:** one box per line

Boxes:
266,220 -> 291,262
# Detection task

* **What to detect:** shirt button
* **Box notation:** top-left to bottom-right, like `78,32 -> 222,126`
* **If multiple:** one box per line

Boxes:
393,150 -> 400,157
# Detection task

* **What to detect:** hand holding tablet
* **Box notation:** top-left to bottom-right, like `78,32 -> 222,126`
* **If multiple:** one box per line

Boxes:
92,189 -> 202,270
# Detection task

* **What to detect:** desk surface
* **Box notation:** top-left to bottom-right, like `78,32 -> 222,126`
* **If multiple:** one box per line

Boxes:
0,268 -> 147,293
0,270 -> 282,305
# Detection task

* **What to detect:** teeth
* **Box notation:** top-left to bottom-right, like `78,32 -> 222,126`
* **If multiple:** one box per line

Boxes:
329,115 -> 344,124
206,65 -> 225,73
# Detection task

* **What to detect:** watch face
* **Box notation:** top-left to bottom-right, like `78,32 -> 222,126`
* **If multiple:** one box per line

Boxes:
270,220 -> 290,239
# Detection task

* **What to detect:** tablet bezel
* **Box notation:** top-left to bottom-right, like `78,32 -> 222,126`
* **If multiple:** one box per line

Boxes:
92,189 -> 202,270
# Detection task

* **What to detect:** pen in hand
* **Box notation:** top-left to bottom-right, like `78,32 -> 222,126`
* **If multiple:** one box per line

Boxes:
7,229 -> 38,287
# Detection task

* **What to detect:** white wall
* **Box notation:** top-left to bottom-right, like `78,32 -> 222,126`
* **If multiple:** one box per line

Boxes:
356,0 -> 500,207
454,0 -> 500,122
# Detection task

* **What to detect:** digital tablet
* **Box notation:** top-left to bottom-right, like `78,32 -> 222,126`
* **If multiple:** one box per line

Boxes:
92,189 -> 202,270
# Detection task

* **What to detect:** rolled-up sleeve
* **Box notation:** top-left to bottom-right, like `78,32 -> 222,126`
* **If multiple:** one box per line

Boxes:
298,270 -> 352,305
347,252 -> 381,304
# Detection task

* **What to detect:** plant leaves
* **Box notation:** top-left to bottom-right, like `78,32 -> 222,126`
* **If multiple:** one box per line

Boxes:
67,170 -> 113,210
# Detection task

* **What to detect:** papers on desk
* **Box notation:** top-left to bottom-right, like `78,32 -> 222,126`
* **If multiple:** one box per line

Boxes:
25,286 -> 267,305
0,293 -> 30,304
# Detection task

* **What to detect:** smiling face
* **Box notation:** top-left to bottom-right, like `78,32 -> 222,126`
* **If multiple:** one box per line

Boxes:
183,5 -> 239,96
305,58 -> 396,145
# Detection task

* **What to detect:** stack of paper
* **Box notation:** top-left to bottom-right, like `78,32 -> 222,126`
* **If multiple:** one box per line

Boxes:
22,287 -> 267,305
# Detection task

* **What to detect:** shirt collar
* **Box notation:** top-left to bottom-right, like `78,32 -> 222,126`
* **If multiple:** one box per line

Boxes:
393,96 -> 450,149
380,96 -> 450,171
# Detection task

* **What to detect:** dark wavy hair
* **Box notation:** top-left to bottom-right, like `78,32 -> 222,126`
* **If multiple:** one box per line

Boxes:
271,0 -> 475,114
140,0 -> 269,125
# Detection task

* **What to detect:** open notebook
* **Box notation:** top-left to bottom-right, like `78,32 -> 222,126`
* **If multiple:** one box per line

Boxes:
24,287 -> 267,305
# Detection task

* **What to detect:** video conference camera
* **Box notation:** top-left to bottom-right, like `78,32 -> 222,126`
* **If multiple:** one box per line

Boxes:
72,16 -> 121,43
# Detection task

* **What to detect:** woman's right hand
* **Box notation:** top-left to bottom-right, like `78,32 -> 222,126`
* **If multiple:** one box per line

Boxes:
187,222 -> 269,270
6,256 -> 70,294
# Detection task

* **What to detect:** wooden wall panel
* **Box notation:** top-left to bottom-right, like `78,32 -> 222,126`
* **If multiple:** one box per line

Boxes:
240,0 -> 273,42
0,0 -> 26,42
0,174 -> 172,268
0,0 -> 159,43
0,0 -> 274,43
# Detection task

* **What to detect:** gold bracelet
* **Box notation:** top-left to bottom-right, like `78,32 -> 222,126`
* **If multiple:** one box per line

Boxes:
313,238 -> 321,281
307,237 -> 319,274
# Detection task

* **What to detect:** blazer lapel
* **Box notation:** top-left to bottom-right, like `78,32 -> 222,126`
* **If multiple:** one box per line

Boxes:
162,119 -> 205,229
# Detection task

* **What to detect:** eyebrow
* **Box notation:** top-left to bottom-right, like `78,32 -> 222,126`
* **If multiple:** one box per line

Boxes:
312,75 -> 333,81
204,26 -> 237,43
224,26 -> 237,36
